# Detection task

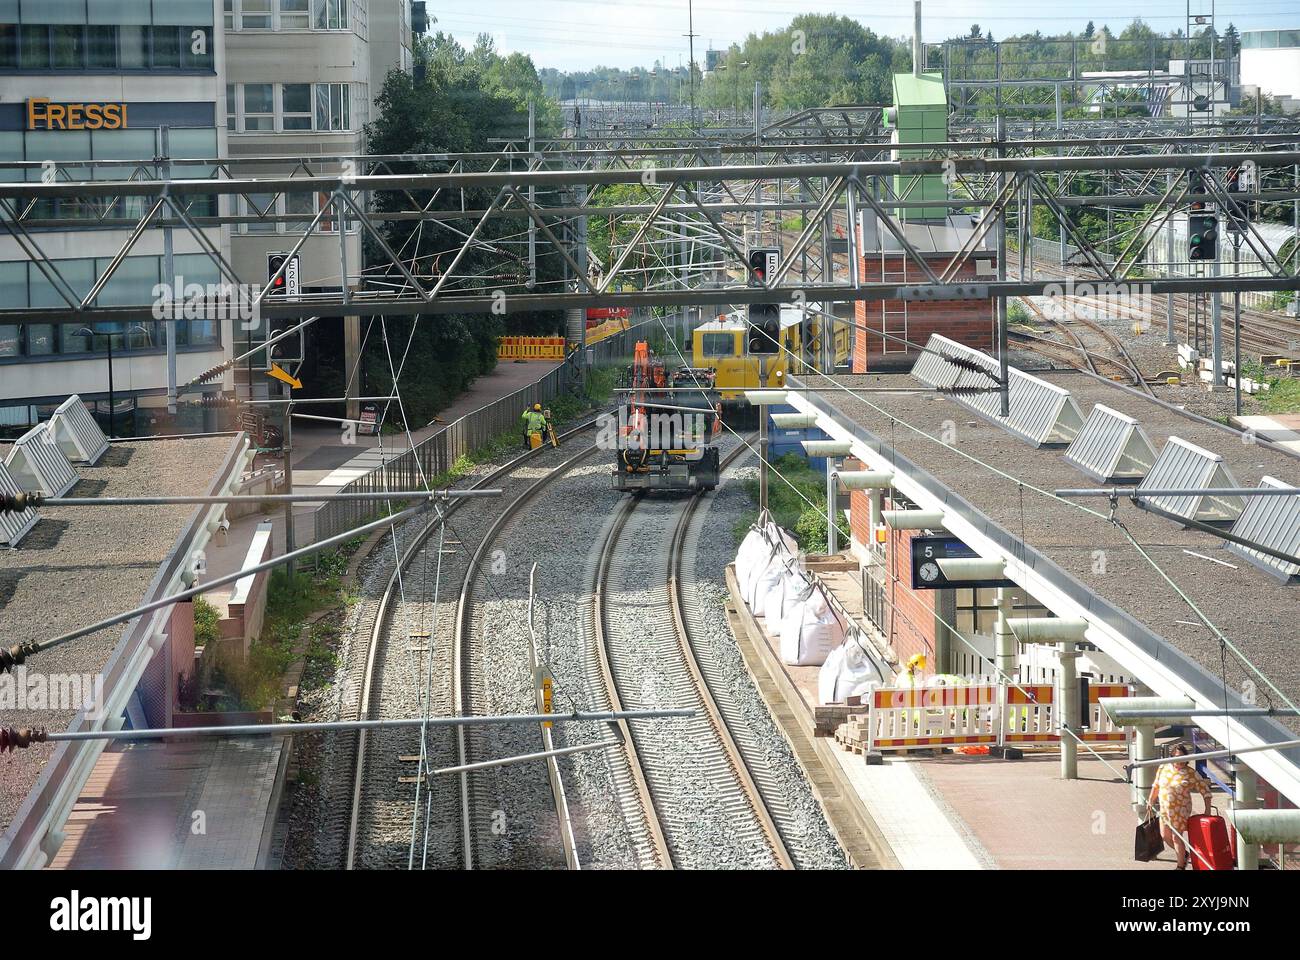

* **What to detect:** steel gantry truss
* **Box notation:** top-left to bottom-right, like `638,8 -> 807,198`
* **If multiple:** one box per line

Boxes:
2,118 -> 1299,356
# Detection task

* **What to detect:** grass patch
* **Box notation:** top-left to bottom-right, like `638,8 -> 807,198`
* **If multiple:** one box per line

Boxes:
192,538 -> 360,713
733,452 -> 850,552
1242,361 -> 1300,415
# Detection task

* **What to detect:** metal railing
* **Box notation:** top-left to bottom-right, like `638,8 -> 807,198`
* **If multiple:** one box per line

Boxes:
313,331 -> 631,543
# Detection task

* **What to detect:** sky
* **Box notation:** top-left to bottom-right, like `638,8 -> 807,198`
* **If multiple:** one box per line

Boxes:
430,0 -> 1300,71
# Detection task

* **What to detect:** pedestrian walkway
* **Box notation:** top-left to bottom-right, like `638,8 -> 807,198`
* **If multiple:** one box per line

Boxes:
1232,413 -> 1300,456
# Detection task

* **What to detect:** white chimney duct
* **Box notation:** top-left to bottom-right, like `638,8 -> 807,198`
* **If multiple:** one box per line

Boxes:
913,1 -> 923,76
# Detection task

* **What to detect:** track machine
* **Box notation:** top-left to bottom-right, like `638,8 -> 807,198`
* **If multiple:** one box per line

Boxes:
612,341 -> 722,493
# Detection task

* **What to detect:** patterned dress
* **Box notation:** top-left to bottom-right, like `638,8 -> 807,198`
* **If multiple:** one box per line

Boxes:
1155,762 -> 1212,833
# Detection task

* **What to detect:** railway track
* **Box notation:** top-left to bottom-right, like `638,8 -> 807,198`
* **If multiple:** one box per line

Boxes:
343,420 -> 600,870
451,440 -> 602,870
1025,256 -> 1299,361
592,435 -> 797,869
1010,294 -> 1156,395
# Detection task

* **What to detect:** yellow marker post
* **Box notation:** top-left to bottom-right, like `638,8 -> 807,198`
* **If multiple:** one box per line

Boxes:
267,363 -> 302,389
541,676 -> 554,729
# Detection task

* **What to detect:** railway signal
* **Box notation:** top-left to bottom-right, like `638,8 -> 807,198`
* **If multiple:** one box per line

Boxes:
1188,213 -> 1218,262
747,246 -> 780,286
266,252 -> 300,299
747,302 -> 781,355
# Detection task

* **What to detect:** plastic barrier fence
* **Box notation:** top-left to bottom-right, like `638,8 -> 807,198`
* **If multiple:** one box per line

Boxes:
866,685 -> 1002,750
866,681 -> 1131,752
497,336 -> 567,361
1002,684 -> 1058,744
1083,683 -> 1132,742
585,318 -> 630,345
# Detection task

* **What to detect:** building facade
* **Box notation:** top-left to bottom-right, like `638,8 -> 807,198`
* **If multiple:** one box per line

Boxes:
1240,29 -> 1300,111
0,0 -> 230,433
0,1 -> 418,430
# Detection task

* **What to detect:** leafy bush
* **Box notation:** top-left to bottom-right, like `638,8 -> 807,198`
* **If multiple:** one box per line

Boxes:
192,596 -> 222,648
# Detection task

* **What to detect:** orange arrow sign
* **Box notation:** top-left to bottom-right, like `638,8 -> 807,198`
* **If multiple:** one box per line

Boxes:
267,363 -> 302,389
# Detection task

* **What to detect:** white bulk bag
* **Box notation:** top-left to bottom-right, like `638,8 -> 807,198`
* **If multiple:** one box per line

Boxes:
818,629 -> 883,703
817,644 -> 847,704
779,585 -> 846,666
735,526 -> 771,594
761,563 -> 811,625
748,548 -> 790,618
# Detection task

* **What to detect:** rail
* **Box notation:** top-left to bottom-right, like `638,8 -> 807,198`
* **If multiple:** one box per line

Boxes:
317,330 -> 629,542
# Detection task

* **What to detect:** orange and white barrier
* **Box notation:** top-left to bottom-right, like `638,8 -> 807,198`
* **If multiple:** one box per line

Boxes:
865,681 -> 1132,753
498,336 -> 567,361
1083,684 -> 1132,742
1002,684 -> 1057,744
866,685 -> 1001,751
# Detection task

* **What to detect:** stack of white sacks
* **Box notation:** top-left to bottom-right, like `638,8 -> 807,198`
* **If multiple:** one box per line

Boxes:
735,514 -> 881,704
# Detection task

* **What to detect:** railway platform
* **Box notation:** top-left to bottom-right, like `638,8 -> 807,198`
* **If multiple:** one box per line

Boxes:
728,562 -> 1210,870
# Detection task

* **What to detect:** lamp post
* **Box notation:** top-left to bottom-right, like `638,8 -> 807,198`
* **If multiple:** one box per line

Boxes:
74,324 -> 151,438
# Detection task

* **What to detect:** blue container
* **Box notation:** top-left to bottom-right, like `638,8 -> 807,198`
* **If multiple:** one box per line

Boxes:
765,404 -> 830,472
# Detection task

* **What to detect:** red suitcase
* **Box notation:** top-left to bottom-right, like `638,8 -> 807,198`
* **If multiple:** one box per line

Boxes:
1187,807 -> 1234,870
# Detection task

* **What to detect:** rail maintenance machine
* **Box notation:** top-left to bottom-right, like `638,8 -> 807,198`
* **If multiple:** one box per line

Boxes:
612,341 -> 723,493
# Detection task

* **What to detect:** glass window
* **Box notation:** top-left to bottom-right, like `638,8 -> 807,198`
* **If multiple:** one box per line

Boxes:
283,83 -> 312,128
331,83 -> 346,130
0,0 -> 15,23
22,0 -> 81,22
313,0 -> 347,30
91,129 -> 156,161
1281,31 -> 1300,48
95,255 -> 161,308
244,193 -> 278,233
182,27 -> 214,69
19,25 -> 48,69
285,190 -> 316,226
0,325 -> 17,358
0,262 -> 26,310
155,0 -> 216,26
167,128 -> 218,159
25,324 -> 54,355
90,0 -> 152,24
315,83 -> 330,130
31,258 -> 94,310
224,0 -> 234,29
280,0 -> 309,28
244,83 -> 274,130
51,24 -> 85,68
700,332 -> 735,357
87,25 -> 118,68
152,25 -> 180,67
119,24 -> 147,67
241,0 -> 272,29
0,24 -> 16,68
226,83 -> 237,130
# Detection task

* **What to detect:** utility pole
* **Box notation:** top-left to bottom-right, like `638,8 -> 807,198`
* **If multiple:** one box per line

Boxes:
685,0 -> 697,131
160,126 -> 177,417
996,114 -> 1009,417
283,392 -> 296,579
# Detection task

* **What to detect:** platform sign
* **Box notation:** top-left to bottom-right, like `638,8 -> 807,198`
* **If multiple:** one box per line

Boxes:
910,535 -> 1016,590
359,402 -> 380,436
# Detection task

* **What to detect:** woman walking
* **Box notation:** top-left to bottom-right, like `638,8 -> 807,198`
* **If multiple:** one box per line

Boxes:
1146,743 -> 1213,869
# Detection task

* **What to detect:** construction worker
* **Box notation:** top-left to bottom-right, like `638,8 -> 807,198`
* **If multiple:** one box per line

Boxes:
521,402 -> 548,450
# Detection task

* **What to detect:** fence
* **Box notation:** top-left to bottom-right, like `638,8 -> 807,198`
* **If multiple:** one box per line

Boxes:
313,330 -> 631,543
497,336 -> 567,361
863,680 -> 1133,753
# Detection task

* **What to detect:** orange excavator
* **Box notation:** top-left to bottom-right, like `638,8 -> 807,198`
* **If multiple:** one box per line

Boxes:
613,341 -> 721,493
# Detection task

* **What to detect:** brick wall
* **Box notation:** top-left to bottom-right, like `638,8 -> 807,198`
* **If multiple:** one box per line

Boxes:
853,252 -> 996,372
849,491 -> 940,667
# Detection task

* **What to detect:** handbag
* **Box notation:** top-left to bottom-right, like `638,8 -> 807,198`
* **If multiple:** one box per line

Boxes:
1134,813 -> 1164,862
